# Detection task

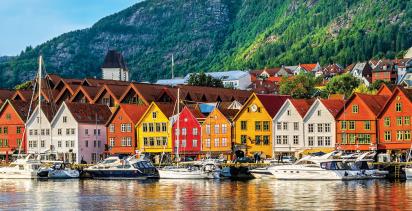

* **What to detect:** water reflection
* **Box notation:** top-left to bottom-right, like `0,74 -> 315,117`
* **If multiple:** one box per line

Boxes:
0,179 -> 411,210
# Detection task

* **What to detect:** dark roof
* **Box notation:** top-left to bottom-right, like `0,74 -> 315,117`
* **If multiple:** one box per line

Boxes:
320,99 -> 345,118
101,50 -> 127,69
82,78 -> 130,87
156,102 -> 177,118
0,89 -> 15,100
186,106 -> 205,119
0,100 -> 33,123
65,102 -> 112,124
322,64 -> 344,75
218,108 -> 238,121
290,99 -> 315,117
256,94 -> 290,118
372,59 -> 395,72
39,103 -> 58,122
356,94 -> 389,115
12,90 -> 33,102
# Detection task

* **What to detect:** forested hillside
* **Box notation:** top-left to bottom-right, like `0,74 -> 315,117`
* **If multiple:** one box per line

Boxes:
1,0 -> 411,88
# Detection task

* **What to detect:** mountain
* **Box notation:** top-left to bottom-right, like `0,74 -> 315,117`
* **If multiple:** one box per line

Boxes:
1,0 -> 412,88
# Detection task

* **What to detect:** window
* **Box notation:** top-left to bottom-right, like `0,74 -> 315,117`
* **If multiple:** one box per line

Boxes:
358,134 -> 371,144
193,128 -> 198,136
63,116 -> 67,123
317,124 -> 323,132
205,139 -> 211,148
46,129 -> 50,135
255,136 -> 261,145
397,131 -> 404,141
71,129 -> 75,135
143,123 -> 148,132
384,117 -> 390,127
182,128 -> 187,136
293,135 -> 299,145
405,131 -> 411,140
214,138 -> 219,147
276,135 -> 281,144
143,137 -> 148,146
3,139 -> 8,147
384,131 -> 391,141
126,137 -> 132,146
325,137 -> 331,146
282,122 -> 288,130
276,122 -> 282,130
162,137 -> 167,146
262,121 -> 269,131
58,141 -> 62,148
240,121 -> 247,130
241,135 -> 247,144
397,117 -> 403,126
155,123 -> 161,132
16,126 -> 22,134
5,113 -> 11,120
181,139 -> 186,147
214,124 -> 220,134
349,121 -> 355,130
162,123 -> 167,132
152,112 -> 157,119
222,138 -> 227,147
308,124 -> 314,133
317,110 -> 321,116
396,103 -> 402,112
148,123 -> 154,132
405,117 -> 410,125
192,139 -> 198,147
66,141 -> 70,147
29,129 -> 32,135
308,137 -> 314,146
287,110 -> 291,116
93,140 -> 97,148
71,141 -> 75,147
206,124 -> 211,134
263,136 -> 269,145
282,135 -> 288,144
66,128 -> 70,135
255,121 -> 261,131
92,153 -> 97,163
292,122 -> 299,131
57,128 -> 62,135
41,140 -> 45,148
349,134 -> 356,144
352,105 -> 359,113
317,137 -> 324,146
341,134 -> 347,144
156,137 -> 161,146
121,124 -> 126,132
84,129 -> 89,135
3,127 -> 7,134
222,124 -> 228,133
41,129 -> 45,135
341,121 -> 347,130
364,121 -> 371,130
84,140 -> 88,148
325,123 -> 331,132
109,124 -> 114,133
149,137 -> 155,146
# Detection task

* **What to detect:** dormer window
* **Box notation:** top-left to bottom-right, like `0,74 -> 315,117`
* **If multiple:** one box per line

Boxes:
287,110 -> 291,116
317,110 -> 321,116
152,112 -> 157,119
63,116 -> 67,123
352,105 -> 359,113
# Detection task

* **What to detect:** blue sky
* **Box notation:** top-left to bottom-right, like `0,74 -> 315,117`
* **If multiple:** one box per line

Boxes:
0,0 -> 140,56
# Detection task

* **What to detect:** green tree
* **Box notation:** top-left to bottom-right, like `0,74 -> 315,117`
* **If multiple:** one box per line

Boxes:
279,72 -> 319,99
14,81 -> 32,90
369,79 -> 391,91
353,83 -> 377,95
187,72 -> 224,88
325,73 -> 360,98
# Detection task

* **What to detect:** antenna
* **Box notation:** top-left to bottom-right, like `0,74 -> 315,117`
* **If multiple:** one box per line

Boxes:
171,54 -> 174,79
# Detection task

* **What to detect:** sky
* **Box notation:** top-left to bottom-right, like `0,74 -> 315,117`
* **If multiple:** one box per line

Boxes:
0,0 -> 140,56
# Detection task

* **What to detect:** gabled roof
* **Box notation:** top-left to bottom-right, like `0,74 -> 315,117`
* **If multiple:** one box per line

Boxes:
378,87 -> 412,118
92,84 -> 129,103
254,94 -> 290,118
37,88 -> 59,103
101,50 -> 127,69
69,85 -> 100,103
29,103 -> 58,123
299,63 -> 318,72
106,104 -> 148,126
185,106 -> 205,119
376,83 -> 396,96
119,83 -> 169,104
218,108 -> 238,121
11,90 -> 33,102
64,102 -> 112,124
372,59 -> 395,72
0,100 -> 33,123
322,64 -> 344,75
337,93 -> 389,118
45,74 -> 62,85
156,102 -> 178,118
82,78 -> 130,87
319,99 -> 345,118
0,89 -> 15,101
289,99 -> 315,117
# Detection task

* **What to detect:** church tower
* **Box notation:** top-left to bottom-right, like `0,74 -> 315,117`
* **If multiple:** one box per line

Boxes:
101,50 -> 129,81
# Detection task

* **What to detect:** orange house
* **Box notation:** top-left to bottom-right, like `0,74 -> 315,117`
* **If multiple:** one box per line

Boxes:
201,107 -> 237,159
0,100 -> 31,159
377,87 -> 412,150
106,104 -> 148,155
336,93 -> 389,151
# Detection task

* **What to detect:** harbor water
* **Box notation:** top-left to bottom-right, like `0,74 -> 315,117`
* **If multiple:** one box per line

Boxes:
0,179 -> 411,210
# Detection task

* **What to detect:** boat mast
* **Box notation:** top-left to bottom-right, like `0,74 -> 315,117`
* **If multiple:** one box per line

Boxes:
171,54 -> 174,79
38,55 -> 42,155
176,88 -> 180,161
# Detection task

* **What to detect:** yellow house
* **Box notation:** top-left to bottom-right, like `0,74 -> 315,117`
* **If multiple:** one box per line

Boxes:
201,107 -> 238,159
233,93 -> 289,158
136,102 -> 175,154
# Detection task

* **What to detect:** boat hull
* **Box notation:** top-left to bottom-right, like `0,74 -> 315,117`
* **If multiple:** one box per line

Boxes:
85,169 -> 156,180
269,166 -> 365,180
0,169 -> 38,179
48,170 -> 80,179
158,169 -> 219,179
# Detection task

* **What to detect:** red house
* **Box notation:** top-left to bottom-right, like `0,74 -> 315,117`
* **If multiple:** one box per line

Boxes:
336,93 -> 389,151
172,106 -> 205,159
106,104 -> 148,156
371,60 -> 397,83
0,100 -> 31,159
377,87 -> 412,151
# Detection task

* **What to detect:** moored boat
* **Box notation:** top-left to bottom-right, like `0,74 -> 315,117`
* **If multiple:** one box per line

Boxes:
0,154 -> 42,179
158,161 -> 220,179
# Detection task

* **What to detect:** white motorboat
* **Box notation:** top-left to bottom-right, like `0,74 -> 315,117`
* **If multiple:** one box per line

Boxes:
38,163 -> 79,179
158,161 -> 220,179
249,167 -> 276,179
346,152 -> 388,179
85,156 -> 158,179
0,154 -> 42,179
405,166 -> 412,179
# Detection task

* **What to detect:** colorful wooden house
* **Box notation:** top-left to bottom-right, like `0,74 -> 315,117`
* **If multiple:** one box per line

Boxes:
233,93 -> 289,158
106,104 -> 148,155
377,87 -> 412,151
172,106 -> 205,159
0,100 -> 31,159
136,102 -> 174,156
201,107 -> 237,159
336,93 -> 389,151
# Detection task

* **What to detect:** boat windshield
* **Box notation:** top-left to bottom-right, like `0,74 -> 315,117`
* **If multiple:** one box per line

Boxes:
348,161 -> 372,170
320,161 -> 350,170
102,159 -> 119,164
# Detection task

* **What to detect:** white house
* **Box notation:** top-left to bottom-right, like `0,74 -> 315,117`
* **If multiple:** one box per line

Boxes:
50,102 -> 112,163
302,99 -> 344,151
184,71 -> 252,90
26,103 -> 57,155
350,62 -> 372,86
272,99 -> 314,158
101,50 -> 129,81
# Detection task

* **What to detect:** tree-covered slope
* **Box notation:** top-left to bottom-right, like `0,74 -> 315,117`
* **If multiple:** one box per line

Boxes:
1,0 -> 412,88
